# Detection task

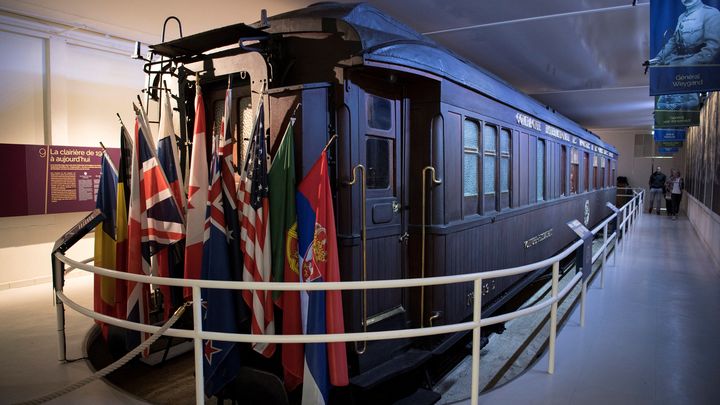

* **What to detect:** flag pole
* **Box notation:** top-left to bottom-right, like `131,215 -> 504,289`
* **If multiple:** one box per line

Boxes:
323,134 -> 338,153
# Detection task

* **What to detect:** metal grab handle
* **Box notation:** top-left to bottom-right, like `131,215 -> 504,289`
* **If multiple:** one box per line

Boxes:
421,166 -> 441,328
345,164 -> 367,354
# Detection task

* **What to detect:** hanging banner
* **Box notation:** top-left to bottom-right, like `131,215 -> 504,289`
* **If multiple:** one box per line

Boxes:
0,143 -> 119,217
656,140 -> 684,148
653,128 -> 687,141
654,93 -> 701,126
657,146 -> 681,155
649,0 -> 720,95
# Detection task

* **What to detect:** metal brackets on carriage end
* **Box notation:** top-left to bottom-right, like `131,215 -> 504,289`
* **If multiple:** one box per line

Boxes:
566,219 -> 593,282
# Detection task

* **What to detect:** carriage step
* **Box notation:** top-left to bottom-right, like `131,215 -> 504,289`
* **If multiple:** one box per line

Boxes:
350,349 -> 431,389
392,388 -> 441,405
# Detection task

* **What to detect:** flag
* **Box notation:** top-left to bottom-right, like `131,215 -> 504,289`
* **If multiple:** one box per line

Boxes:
202,132 -> 243,396
269,122 -> 303,390
219,88 -> 250,327
297,151 -> 348,404
126,114 -> 185,353
93,150 -> 118,339
184,88 -> 209,299
157,89 -> 187,319
114,125 -> 132,321
239,103 -> 275,357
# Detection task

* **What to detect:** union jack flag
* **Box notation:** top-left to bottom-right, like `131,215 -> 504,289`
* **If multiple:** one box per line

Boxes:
239,103 -> 275,357
126,112 -> 185,353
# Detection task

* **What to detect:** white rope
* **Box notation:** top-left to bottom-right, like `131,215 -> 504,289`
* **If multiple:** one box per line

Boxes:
14,302 -> 191,405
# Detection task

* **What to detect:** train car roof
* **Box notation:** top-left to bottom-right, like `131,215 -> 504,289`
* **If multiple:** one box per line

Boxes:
267,2 -> 617,154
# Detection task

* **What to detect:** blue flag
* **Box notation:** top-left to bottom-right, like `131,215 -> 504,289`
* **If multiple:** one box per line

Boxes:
201,134 -> 242,396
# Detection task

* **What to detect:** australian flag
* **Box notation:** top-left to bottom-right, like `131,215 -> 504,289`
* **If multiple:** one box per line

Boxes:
202,133 -> 243,396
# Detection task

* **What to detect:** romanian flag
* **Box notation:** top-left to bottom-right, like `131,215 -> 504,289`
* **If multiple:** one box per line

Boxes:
269,122 -> 303,391
93,150 -> 118,339
297,151 -> 348,404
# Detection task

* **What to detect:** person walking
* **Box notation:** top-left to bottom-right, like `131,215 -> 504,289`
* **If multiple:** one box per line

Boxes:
648,166 -> 667,215
667,169 -> 685,220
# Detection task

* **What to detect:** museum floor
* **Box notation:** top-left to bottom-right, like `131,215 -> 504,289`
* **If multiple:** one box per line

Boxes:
1,212 -> 719,404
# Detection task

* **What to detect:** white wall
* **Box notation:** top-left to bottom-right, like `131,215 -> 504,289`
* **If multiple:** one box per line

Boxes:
0,30 -> 46,145
0,13 -> 145,286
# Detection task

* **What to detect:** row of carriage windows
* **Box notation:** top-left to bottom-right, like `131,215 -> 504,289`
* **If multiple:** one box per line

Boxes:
463,118 -> 615,214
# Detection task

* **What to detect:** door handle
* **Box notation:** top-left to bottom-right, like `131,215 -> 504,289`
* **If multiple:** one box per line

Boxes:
392,200 -> 400,213
398,232 -> 409,244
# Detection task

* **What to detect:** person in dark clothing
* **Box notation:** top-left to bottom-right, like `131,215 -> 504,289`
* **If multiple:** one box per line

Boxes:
648,166 -> 667,214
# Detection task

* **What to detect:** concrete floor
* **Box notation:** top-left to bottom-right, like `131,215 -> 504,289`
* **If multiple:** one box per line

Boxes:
464,213 -> 720,405
0,211 -> 718,405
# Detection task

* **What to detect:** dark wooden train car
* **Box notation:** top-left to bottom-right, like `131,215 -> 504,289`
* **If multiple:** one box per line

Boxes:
150,1 -> 618,398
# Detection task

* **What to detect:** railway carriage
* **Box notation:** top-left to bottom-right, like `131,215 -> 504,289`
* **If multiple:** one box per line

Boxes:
147,1 -> 617,400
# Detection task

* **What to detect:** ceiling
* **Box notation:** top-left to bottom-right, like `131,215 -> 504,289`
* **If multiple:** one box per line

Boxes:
1,0 -> 654,133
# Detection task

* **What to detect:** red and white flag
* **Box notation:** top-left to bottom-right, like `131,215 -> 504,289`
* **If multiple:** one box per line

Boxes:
239,103 -> 275,357
183,88 -> 209,298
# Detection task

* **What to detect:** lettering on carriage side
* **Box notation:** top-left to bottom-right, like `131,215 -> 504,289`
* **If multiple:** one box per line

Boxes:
544,125 -> 571,142
515,113 -> 542,131
523,228 -> 553,249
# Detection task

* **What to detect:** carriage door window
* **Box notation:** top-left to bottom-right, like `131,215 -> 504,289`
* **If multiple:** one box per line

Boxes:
367,95 -> 392,131
600,158 -> 606,188
366,138 -> 390,189
483,124 -> 497,212
570,148 -> 579,194
593,155 -> 598,190
560,145 -> 567,196
499,129 -> 511,209
583,152 -> 590,193
537,139 -> 545,202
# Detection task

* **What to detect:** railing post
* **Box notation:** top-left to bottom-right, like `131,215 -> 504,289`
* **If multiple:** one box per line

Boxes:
192,286 -> 205,404
52,254 -> 67,362
548,261 -> 559,374
580,280 -> 587,328
470,278 -> 482,405
601,223 -> 608,288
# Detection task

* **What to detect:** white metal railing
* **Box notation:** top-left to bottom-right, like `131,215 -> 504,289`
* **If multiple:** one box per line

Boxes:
52,190 -> 644,405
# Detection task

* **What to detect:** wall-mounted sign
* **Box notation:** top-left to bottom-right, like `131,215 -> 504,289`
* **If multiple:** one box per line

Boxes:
649,0 -> 720,95
0,143 -> 119,217
653,128 -> 686,142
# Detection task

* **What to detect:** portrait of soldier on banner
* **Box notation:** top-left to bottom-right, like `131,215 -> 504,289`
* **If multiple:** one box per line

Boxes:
656,93 -> 701,110
650,0 -> 720,66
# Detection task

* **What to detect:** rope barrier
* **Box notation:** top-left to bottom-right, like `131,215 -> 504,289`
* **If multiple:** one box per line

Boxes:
14,302 -> 191,405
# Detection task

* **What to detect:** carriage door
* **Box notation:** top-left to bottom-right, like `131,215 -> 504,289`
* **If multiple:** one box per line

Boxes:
356,84 -> 407,332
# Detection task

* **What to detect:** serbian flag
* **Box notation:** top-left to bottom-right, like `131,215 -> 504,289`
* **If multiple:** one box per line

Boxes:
297,151 -> 348,404
126,113 -> 185,352
114,125 -> 132,321
269,122 -> 303,391
239,103 -> 275,357
184,88 -> 209,299
219,88 -> 250,327
157,89 -> 187,318
202,133 -> 243,396
93,150 -> 118,339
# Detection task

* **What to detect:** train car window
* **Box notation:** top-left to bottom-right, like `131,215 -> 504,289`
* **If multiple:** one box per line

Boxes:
237,97 -> 253,166
483,124 -> 497,212
593,155 -> 598,190
500,129 -> 510,193
583,152 -> 590,192
367,94 -> 392,131
560,146 -> 567,196
537,139 -> 545,201
570,148 -> 579,194
463,120 -> 480,197
600,157 -> 606,188
611,162 -> 616,187
366,137 -> 391,189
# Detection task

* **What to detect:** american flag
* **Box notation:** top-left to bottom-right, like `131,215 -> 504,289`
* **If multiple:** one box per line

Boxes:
239,103 -> 275,357
126,113 -> 185,353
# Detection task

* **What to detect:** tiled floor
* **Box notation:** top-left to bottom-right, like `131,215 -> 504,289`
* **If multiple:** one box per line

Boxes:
470,213 -> 720,405
0,212 -> 718,405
